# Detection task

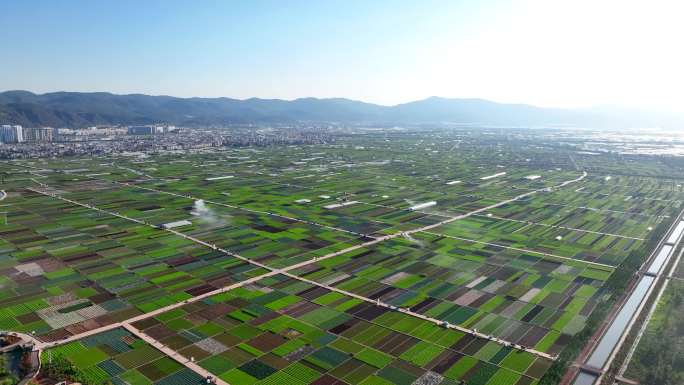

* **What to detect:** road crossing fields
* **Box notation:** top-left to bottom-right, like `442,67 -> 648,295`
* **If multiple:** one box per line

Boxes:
1,132 -> 683,385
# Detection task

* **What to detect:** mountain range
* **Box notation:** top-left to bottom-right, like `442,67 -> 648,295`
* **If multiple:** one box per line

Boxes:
0,90 -> 679,129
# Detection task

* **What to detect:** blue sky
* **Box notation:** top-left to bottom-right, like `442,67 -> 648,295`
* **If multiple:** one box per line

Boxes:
1,0 -> 683,111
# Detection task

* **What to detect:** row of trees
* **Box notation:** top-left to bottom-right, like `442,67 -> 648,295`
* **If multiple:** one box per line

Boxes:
37,353 -> 112,385
623,280 -> 684,385
0,354 -> 18,385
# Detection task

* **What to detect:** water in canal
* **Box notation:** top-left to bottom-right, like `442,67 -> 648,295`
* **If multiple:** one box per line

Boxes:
586,275 -> 654,368
646,245 -> 672,275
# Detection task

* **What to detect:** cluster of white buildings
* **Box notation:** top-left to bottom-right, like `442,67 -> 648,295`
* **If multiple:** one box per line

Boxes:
127,125 -> 177,135
23,127 -> 55,142
58,126 -> 127,136
0,124 -> 179,143
0,125 -> 23,143
0,125 -> 56,144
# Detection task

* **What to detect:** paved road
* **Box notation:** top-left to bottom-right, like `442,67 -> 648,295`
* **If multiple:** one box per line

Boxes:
116,181 -> 380,240
13,164 -> 586,380
15,170 -> 587,384
24,187 -> 553,359
23,269 -> 280,352
281,269 -> 557,360
11,266 -> 280,385
0,340 -> 24,353
1,331 -> 43,352
122,324 -> 229,385
25,171 -> 585,356
263,172 -> 623,244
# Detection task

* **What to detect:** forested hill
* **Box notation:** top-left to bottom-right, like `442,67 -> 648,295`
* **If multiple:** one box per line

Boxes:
0,90 -> 677,128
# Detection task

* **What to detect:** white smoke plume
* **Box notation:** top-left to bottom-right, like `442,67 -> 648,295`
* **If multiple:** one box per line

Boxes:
402,232 -> 425,248
191,199 -> 227,226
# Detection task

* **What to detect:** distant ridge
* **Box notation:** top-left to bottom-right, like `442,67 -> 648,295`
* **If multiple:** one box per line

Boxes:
0,90 -> 677,128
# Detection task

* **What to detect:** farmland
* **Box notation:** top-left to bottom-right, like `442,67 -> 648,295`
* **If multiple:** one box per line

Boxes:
621,250 -> 684,385
1,128 -> 683,385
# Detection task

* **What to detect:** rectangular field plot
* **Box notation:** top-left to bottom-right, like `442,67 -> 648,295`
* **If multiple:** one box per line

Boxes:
37,151 -> 581,232
131,274 -> 551,385
484,198 -> 664,240
6,132 -> 684,385
291,235 -> 612,356
251,166 -> 580,216
430,214 -> 642,266
44,181 -> 366,269
45,328 -> 208,385
123,164 -> 464,235
135,176 -> 412,236
126,163 -> 584,236
537,176 -> 680,218
573,174 -> 684,197
0,190 -> 266,341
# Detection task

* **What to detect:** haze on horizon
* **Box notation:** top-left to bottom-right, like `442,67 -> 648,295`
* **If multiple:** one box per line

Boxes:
1,0 -> 683,114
